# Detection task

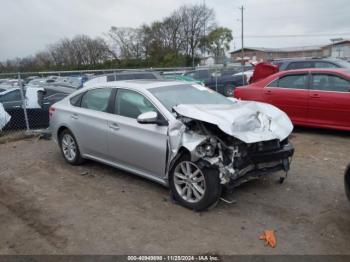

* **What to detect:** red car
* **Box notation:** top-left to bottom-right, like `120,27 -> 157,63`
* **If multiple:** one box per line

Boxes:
234,69 -> 350,131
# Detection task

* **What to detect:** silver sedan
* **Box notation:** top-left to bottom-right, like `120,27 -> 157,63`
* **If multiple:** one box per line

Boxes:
50,80 -> 294,211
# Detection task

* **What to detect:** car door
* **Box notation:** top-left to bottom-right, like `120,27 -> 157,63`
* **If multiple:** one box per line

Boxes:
308,73 -> 350,129
69,88 -> 113,159
106,88 -> 168,178
0,89 -> 23,110
263,73 -> 310,124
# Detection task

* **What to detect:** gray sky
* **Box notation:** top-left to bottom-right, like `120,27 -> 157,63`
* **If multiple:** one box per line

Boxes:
0,0 -> 349,61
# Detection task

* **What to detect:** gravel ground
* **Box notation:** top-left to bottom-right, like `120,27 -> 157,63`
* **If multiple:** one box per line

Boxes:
0,128 -> 349,255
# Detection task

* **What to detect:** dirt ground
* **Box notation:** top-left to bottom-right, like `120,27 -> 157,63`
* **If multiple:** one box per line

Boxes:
0,128 -> 350,255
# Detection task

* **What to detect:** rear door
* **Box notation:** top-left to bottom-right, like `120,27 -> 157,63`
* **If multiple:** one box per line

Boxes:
308,72 -> 350,129
263,73 -> 310,124
106,88 -> 168,178
69,88 -> 113,159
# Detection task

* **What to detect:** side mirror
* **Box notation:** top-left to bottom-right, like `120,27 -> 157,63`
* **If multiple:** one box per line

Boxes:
137,111 -> 158,124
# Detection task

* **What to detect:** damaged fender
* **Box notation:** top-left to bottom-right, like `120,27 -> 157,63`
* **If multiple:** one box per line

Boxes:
166,100 -> 294,185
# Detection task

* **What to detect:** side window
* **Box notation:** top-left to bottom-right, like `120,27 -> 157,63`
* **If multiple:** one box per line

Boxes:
267,79 -> 279,87
70,93 -> 84,106
287,62 -> 313,70
314,62 -> 339,69
3,90 -> 22,102
116,74 -> 134,81
80,88 -> 112,112
115,89 -> 157,119
278,74 -> 308,89
311,74 -> 350,92
134,74 -> 157,80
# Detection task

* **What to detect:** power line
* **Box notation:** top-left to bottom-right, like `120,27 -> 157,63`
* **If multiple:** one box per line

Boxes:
233,33 -> 350,39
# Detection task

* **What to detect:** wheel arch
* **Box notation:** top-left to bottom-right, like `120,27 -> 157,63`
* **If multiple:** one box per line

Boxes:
168,146 -> 191,175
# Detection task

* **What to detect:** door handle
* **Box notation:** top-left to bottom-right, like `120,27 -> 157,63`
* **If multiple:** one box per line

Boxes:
310,93 -> 320,98
71,113 -> 79,120
264,90 -> 272,95
109,123 -> 120,131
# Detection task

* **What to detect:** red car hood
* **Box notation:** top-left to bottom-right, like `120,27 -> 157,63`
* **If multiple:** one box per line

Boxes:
250,62 -> 279,84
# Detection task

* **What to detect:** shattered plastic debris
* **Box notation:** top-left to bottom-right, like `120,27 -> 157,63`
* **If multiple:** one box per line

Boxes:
259,230 -> 277,248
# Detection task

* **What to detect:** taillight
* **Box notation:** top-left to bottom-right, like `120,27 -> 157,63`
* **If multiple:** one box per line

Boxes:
49,106 -> 55,117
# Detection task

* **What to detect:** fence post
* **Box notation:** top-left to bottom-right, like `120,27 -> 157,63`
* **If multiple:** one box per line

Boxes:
18,73 -> 30,133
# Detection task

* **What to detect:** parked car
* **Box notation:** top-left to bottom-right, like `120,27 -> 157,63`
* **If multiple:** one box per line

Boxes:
272,58 -> 350,71
39,85 -> 75,111
84,71 -> 163,87
50,80 -> 294,211
234,69 -> 350,131
345,165 -> 350,202
0,84 -> 74,130
0,87 -> 47,130
183,68 -> 248,96
0,88 -> 23,110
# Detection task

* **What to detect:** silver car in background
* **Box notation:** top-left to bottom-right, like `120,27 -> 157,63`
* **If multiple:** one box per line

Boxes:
50,80 -> 294,211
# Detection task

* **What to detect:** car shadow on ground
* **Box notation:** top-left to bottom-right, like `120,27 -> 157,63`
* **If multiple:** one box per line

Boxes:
292,126 -> 350,138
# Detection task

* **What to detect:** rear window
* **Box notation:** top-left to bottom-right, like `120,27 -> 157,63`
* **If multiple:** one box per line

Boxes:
70,93 -> 84,106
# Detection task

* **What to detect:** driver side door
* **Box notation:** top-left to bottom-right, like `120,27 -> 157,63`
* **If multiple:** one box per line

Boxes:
106,88 -> 168,178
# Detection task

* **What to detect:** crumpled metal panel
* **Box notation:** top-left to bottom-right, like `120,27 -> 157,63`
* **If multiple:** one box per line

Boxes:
0,103 -> 11,130
173,100 -> 293,144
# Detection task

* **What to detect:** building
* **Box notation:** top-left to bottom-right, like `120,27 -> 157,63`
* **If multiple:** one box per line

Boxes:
230,40 -> 350,63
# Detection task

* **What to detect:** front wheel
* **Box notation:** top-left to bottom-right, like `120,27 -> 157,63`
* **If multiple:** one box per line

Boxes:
169,156 -> 222,211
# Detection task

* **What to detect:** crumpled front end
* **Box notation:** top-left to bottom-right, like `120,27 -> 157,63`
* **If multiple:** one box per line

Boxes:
167,100 -> 294,187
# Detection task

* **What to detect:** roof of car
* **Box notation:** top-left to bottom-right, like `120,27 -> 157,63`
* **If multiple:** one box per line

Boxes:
277,68 -> 350,74
84,80 -> 190,90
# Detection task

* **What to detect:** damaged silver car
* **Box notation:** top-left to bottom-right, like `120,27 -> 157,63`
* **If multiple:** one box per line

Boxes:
50,81 -> 294,211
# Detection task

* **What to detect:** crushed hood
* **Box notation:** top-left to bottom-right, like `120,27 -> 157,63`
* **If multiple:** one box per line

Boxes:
173,101 -> 293,144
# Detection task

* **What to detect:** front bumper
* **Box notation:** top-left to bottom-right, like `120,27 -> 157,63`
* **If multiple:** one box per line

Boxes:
228,142 -> 294,188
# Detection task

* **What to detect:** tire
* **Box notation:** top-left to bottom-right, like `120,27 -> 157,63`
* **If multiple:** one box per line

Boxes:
169,155 -> 222,211
59,129 -> 84,165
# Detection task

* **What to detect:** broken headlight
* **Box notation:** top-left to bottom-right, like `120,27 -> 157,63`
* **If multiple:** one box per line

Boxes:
196,138 -> 217,158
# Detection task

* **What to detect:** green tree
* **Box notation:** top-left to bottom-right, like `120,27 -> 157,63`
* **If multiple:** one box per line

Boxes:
201,27 -> 233,64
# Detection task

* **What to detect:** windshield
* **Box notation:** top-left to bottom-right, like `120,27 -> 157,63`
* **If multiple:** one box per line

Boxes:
149,84 -> 234,112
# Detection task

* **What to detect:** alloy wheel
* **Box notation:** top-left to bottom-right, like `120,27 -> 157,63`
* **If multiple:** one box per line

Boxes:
61,134 -> 77,161
174,161 -> 206,203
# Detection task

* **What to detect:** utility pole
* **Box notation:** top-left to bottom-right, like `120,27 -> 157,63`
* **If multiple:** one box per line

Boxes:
239,6 -> 245,85
203,0 -> 206,62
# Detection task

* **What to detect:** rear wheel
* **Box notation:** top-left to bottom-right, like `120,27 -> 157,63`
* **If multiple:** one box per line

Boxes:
169,155 -> 222,211
59,129 -> 84,165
